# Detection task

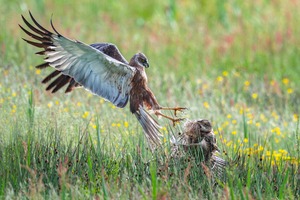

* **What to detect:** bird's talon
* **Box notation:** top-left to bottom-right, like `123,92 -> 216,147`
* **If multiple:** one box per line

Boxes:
174,107 -> 187,116
172,118 -> 185,127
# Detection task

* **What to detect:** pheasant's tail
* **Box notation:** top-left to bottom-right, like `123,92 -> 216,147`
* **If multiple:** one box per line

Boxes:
134,105 -> 163,150
211,155 -> 227,180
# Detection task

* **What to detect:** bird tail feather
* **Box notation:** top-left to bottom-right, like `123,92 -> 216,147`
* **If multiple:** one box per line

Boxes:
211,155 -> 227,180
134,105 -> 163,150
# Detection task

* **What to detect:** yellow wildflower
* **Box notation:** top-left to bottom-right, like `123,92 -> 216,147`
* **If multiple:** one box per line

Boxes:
82,111 -> 89,119
255,122 -> 261,127
222,71 -> 228,77
251,93 -> 258,99
247,112 -> 253,119
271,160 -> 275,166
293,114 -> 299,122
278,149 -> 288,155
244,81 -> 250,87
160,126 -> 167,132
282,78 -> 289,85
11,105 -> 17,113
272,127 -> 281,135
35,69 -> 41,75
226,141 -> 233,147
216,76 -> 223,82
203,102 -> 210,109
287,88 -> 293,94
222,121 -> 229,127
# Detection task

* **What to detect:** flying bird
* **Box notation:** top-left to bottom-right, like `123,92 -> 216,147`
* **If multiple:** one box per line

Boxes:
19,12 -> 186,148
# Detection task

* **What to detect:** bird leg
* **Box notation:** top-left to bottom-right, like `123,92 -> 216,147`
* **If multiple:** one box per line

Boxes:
159,106 -> 187,116
154,110 -> 185,126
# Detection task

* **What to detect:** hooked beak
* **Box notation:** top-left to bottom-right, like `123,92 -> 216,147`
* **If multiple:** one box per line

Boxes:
144,62 -> 149,68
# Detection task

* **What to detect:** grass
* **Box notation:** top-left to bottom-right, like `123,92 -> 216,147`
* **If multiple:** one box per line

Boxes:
0,0 -> 299,199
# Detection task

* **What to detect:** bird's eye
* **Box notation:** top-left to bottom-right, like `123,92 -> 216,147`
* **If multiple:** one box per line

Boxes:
139,58 -> 145,63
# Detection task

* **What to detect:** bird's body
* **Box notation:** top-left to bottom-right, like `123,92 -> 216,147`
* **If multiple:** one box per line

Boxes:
171,119 -> 226,179
20,12 -> 185,148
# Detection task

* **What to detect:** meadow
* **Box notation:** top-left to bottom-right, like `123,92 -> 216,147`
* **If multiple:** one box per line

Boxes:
0,0 -> 299,199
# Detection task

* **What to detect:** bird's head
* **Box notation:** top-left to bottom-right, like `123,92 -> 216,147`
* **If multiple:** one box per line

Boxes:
196,119 -> 212,134
132,52 -> 149,68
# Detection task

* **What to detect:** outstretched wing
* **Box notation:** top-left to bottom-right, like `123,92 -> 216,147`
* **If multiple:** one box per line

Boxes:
37,43 -> 129,94
90,43 -> 129,65
20,12 -> 136,108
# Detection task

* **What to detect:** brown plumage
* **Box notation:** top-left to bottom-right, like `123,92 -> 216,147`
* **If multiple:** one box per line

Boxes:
171,119 -> 227,179
20,12 -> 186,149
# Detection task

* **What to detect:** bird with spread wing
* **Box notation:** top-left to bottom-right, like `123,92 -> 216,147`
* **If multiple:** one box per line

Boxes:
170,119 -> 227,180
19,12 -> 186,148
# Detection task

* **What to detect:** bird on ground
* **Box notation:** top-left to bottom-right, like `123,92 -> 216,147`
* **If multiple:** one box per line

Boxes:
171,119 -> 226,179
19,12 -> 186,148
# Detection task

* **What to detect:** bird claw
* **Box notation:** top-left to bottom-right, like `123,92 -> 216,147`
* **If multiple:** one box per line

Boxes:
174,107 -> 187,116
172,118 -> 185,127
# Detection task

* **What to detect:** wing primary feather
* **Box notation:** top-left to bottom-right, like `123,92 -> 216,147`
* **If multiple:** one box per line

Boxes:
19,25 -> 45,41
42,70 -> 60,83
46,75 -> 65,91
29,11 -> 53,34
50,15 -> 61,35
35,50 -> 46,55
36,62 -> 49,69
65,79 -> 76,93
21,15 -> 45,36
65,79 -> 79,93
52,76 -> 71,93
22,38 -> 45,48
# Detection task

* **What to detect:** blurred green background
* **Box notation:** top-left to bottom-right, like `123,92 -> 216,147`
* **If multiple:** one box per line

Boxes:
2,0 -> 300,80
0,0 -> 299,198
